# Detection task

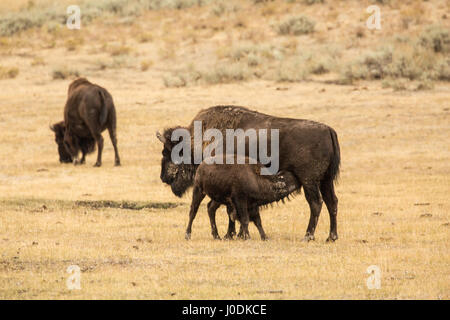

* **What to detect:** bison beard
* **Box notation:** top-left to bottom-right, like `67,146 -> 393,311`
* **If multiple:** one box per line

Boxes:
51,121 -> 97,163
50,121 -> 72,163
169,163 -> 196,198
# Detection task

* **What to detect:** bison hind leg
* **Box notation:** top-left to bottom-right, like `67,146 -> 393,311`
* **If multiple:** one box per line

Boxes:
302,183 -> 323,242
108,124 -> 120,166
320,177 -> 338,242
92,134 -> 103,167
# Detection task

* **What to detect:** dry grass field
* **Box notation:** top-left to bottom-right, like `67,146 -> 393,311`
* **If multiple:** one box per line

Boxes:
0,0 -> 449,299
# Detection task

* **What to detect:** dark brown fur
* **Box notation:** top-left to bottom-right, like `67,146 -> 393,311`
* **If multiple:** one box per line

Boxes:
50,78 -> 120,166
186,158 -> 300,240
157,105 -> 340,242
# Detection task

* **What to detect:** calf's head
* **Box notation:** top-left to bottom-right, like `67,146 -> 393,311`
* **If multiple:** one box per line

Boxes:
156,128 -> 195,198
50,121 -> 72,163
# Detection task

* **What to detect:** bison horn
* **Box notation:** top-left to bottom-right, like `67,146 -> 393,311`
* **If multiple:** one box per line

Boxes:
156,131 -> 165,143
49,122 -> 55,132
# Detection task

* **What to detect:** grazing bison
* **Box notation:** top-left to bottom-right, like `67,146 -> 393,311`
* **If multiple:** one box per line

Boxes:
186,157 -> 300,240
50,78 -> 120,167
157,105 -> 340,242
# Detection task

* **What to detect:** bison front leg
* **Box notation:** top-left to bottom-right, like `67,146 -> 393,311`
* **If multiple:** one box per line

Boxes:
235,198 -> 250,240
207,200 -> 221,240
250,207 -> 267,241
93,134 -> 104,167
185,185 -> 205,240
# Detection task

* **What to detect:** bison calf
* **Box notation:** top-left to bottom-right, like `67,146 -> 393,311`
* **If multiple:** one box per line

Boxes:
50,78 -> 120,167
185,157 -> 300,240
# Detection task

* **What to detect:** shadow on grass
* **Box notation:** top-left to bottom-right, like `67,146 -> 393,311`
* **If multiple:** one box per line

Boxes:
74,200 -> 180,210
0,199 -> 183,211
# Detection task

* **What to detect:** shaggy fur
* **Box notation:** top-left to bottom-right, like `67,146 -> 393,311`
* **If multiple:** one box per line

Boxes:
157,105 -> 341,242
51,78 -> 120,167
185,158 -> 301,240
50,121 -> 97,164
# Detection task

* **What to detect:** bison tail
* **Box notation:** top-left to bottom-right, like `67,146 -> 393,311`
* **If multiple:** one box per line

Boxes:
98,89 -> 108,127
326,128 -> 341,184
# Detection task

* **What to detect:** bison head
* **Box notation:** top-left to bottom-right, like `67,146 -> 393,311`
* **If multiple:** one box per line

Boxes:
64,130 -> 80,161
50,121 -> 72,163
156,128 -> 196,198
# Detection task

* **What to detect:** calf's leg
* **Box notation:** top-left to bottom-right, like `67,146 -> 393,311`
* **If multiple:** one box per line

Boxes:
223,203 -> 236,240
234,198 -> 250,240
250,207 -> 267,241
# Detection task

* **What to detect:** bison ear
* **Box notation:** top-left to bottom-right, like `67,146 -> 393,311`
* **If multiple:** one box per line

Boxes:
156,131 -> 165,144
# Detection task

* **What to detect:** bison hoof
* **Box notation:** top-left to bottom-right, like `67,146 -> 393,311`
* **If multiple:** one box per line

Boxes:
94,162 -> 102,167
115,161 -> 121,166
223,233 -> 234,240
185,232 -> 191,240
238,233 -> 250,240
302,234 -> 315,242
326,234 -> 338,242
73,160 -> 80,166
212,233 -> 221,240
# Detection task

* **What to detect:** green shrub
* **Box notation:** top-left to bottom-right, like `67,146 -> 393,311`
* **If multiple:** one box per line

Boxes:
435,57 -> 450,81
304,0 -> 324,4
277,16 -> 315,35
210,0 -> 239,16
276,56 -> 310,82
341,47 -> 392,82
340,40 -> 448,84
52,67 -> 80,80
419,25 -> 450,53
163,74 -> 188,87
381,78 -> 407,91
0,66 -> 19,79
0,6 -> 65,36
202,63 -> 250,84
0,0 -> 217,37
415,77 -> 434,91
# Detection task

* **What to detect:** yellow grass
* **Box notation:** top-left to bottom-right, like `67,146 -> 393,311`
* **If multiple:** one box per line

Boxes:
1,79 -> 449,299
0,0 -> 449,300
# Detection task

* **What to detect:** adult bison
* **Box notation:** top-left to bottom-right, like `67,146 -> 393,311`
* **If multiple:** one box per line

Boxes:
156,105 -> 340,242
50,78 -> 121,167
